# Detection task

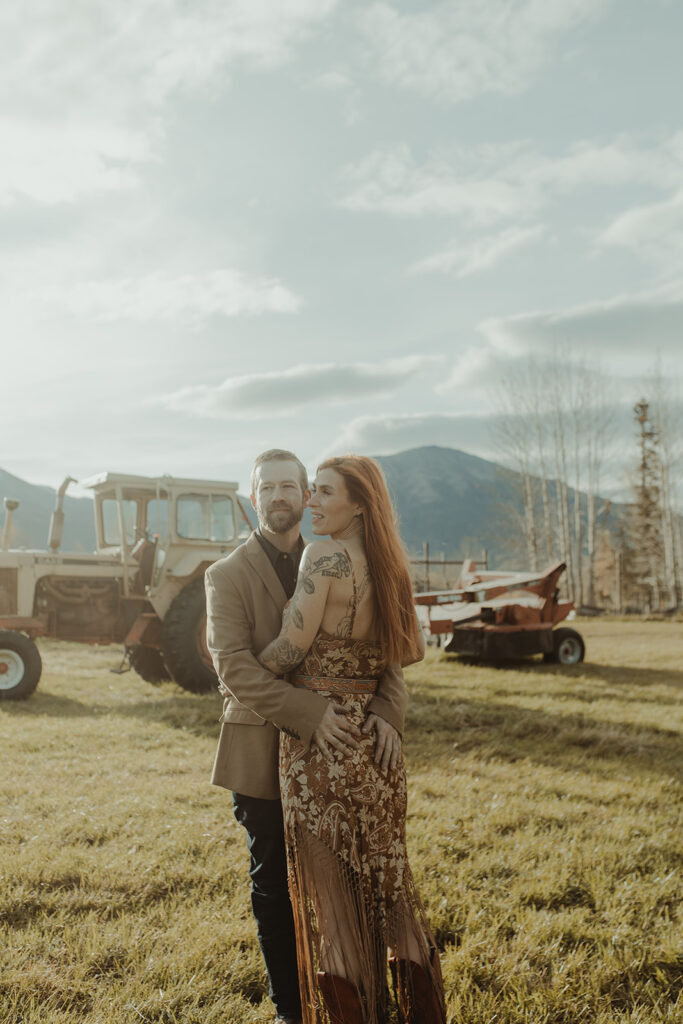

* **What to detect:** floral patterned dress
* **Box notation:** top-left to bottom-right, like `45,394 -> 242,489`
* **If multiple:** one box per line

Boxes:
279,559 -> 443,1024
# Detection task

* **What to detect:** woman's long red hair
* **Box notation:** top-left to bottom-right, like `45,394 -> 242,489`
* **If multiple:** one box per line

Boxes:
317,455 -> 420,665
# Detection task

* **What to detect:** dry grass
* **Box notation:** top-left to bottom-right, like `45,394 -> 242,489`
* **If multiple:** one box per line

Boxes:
1,619 -> 681,1023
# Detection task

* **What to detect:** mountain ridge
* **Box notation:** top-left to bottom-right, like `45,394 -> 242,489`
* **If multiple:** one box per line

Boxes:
1,446 -> 619,566
375,445 -> 517,561
0,448 -> 515,561
0,467 -> 96,551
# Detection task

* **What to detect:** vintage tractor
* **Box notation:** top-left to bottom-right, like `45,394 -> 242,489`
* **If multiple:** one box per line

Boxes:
0,473 -> 251,699
414,560 -> 585,664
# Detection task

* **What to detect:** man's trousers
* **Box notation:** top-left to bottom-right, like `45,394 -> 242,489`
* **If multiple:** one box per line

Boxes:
232,792 -> 301,1019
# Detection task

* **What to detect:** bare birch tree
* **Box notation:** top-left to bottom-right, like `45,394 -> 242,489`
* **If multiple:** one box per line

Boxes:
545,354 -> 575,600
651,368 -> 682,607
493,351 -> 614,606
583,370 -> 614,607
523,358 -> 554,565
492,375 -> 539,570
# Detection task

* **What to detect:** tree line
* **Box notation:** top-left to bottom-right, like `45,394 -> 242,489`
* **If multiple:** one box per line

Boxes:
494,355 -> 682,613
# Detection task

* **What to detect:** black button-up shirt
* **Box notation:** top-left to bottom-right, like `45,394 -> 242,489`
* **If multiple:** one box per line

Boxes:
255,529 -> 305,599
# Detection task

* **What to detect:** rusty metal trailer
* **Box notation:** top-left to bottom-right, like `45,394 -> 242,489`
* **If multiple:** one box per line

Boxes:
415,560 -> 585,664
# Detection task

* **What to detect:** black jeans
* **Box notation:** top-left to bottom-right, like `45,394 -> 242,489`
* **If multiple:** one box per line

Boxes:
232,792 -> 301,1019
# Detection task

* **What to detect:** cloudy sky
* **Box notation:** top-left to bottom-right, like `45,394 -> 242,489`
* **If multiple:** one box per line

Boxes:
2,0 -> 682,497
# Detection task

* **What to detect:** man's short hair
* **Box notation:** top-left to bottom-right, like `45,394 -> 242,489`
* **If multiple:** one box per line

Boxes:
250,449 -> 309,495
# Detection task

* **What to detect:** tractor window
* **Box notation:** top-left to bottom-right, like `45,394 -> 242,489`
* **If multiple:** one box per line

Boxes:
102,499 -> 138,547
177,494 -> 235,542
210,495 -> 235,542
146,497 -> 169,539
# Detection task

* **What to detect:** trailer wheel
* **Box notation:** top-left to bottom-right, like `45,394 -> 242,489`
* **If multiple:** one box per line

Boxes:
128,645 -> 170,684
544,627 -> 585,665
162,577 -> 217,694
0,631 -> 42,700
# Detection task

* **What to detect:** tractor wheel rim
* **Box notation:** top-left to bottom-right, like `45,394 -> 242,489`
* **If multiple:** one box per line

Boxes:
558,637 -> 581,663
196,615 -> 213,669
0,649 -> 25,689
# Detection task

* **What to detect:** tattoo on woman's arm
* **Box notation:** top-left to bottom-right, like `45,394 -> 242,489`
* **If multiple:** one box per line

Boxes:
262,637 -> 305,672
299,551 -> 351,598
270,551 -> 353,651
283,595 -> 305,631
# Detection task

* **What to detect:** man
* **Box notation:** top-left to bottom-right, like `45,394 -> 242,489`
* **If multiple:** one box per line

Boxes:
206,449 -> 408,1024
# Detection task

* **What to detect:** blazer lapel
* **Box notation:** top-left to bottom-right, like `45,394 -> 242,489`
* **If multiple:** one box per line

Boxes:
244,532 -> 288,611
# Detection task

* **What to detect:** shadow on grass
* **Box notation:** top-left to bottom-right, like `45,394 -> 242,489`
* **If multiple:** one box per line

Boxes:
441,655 -> 683,690
0,868 -> 237,928
0,691 -> 95,717
4,665 -> 681,782
0,686 -> 223,736
403,688 -> 683,783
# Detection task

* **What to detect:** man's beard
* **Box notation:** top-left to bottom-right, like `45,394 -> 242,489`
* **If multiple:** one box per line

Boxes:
257,501 -> 303,535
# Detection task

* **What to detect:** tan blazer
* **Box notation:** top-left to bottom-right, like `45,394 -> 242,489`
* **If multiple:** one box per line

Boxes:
207,532 -> 408,799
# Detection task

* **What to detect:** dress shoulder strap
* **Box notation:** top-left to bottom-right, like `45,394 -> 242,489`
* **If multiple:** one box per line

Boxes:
341,546 -> 359,632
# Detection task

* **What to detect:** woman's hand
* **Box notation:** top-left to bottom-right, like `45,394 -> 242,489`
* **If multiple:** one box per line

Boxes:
312,703 -> 361,759
362,713 -> 402,771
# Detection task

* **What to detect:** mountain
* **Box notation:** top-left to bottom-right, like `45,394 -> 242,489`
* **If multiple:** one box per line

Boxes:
0,447 -> 613,567
0,449 -> 513,557
0,468 -> 96,551
375,446 -> 517,562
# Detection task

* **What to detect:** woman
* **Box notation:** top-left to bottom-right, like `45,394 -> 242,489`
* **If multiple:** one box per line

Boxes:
258,455 -> 446,1024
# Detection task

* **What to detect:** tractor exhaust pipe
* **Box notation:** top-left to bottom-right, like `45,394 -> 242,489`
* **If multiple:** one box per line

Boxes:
2,497 -> 19,551
48,476 -> 77,552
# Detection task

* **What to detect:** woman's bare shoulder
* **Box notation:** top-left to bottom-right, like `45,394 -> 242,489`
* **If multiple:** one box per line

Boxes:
301,540 -> 352,578
302,538 -> 338,557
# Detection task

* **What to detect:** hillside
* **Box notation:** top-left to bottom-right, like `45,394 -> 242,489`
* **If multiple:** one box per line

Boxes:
0,468 -> 96,551
0,448 -> 516,561
375,446 -> 516,561
1,447 -> 619,567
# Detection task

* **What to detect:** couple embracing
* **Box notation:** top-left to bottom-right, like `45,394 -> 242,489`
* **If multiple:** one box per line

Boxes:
206,449 -> 446,1024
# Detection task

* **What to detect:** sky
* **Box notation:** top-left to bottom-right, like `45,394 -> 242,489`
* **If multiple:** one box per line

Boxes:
2,0 -> 682,498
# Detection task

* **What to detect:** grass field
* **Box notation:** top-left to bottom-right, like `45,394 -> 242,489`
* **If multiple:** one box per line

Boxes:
1,619 -> 682,1024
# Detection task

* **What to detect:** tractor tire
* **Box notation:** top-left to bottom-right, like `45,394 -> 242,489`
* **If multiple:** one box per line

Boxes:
128,645 -> 170,684
544,627 -> 585,665
0,631 -> 42,700
161,577 -> 217,694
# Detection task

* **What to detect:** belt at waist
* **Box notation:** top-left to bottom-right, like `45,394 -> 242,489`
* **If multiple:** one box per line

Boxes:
291,673 -> 378,695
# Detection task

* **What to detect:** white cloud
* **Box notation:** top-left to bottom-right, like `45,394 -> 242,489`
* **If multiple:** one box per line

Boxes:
339,143 -> 532,223
3,0 -> 339,107
480,293 -> 683,359
434,286 -> 683,399
435,291 -> 683,405
0,117 -> 154,205
320,411 -> 498,461
339,134 -> 683,224
312,68 -> 361,124
0,0 -> 337,205
436,347 -> 520,396
316,70 -> 354,92
35,269 -> 301,322
597,188 -> 683,277
155,356 -> 434,418
412,225 -> 545,277
357,0 -> 608,104
529,134 -> 683,193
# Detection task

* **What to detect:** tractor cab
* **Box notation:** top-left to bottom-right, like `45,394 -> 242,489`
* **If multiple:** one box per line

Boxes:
81,472 -> 248,601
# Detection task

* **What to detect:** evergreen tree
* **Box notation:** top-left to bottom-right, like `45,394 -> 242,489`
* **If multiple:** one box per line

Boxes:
630,399 -> 665,611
